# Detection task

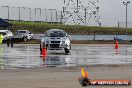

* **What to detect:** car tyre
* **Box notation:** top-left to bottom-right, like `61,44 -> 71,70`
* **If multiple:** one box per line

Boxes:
23,37 -> 27,42
64,48 -> 70,55
69,45 -> 71,50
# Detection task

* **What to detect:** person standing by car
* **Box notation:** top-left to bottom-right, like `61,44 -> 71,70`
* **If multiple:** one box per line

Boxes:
0,34 -> 3,44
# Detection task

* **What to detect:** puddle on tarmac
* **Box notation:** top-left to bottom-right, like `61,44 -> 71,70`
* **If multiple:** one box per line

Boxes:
0,44 -> 132,69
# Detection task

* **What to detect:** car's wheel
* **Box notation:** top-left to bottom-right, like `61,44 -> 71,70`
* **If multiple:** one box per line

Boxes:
23,37 -> 27,42
69,45 -> 71,50
31,36 -> 33,39
64,48 -> 70,54
30,36 -> 33,40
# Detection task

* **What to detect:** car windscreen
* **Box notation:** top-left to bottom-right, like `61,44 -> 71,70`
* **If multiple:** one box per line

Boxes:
45,31 -> 66,37
0,32 -> 6,36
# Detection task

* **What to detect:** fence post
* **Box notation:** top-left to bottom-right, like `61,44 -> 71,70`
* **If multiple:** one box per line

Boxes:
118,22 -> 119,28
93,34 -> 95,40
60,11 -> 63,24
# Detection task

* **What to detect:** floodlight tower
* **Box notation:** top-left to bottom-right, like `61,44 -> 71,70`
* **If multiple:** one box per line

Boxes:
63,0 -> 101,26
2,6 -> 10,20
123,1 -> 130,36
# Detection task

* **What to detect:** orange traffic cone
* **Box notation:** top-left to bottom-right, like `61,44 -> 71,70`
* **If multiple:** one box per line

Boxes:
42,47 -> 47,56
115,40 -> 119,49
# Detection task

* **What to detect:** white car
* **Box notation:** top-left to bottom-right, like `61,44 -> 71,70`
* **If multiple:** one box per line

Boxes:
40,29 -> 71,54
12,30 -> 33,41
0,30 -> 13,40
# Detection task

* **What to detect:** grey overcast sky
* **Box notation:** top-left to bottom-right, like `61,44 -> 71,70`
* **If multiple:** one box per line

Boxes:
0,0 -> 132,27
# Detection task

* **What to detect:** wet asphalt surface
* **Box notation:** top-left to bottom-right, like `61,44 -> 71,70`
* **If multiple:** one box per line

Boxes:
0,44 -> 132,69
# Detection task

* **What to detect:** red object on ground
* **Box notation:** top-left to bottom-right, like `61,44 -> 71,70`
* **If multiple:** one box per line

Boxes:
42,48 -> 47,56
115,40 -> 119,49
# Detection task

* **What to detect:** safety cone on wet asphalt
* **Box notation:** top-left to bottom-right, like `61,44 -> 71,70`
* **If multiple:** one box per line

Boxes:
41,47 -> 47,62
42,47 -> 47,56
41,43 -> 47,57
115,40 -> 119,49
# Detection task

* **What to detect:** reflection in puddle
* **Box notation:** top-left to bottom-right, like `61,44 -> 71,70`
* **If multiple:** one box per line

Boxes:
2,56 -> 43,69
0,44 -> 132,69
42,56 -> 66,67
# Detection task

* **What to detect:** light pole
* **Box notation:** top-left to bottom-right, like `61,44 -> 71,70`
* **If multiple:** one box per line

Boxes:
50,9 -> 53,23
2,6 -> 10,20
35,8 -> 37,22
123,1 -> 130,36
45,9 -> 47,23
29,8 -> 32,22
18,7 -> 25,22
35,8 -> 42,22
18,7 -> 21,21
55,9 -> 58,23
